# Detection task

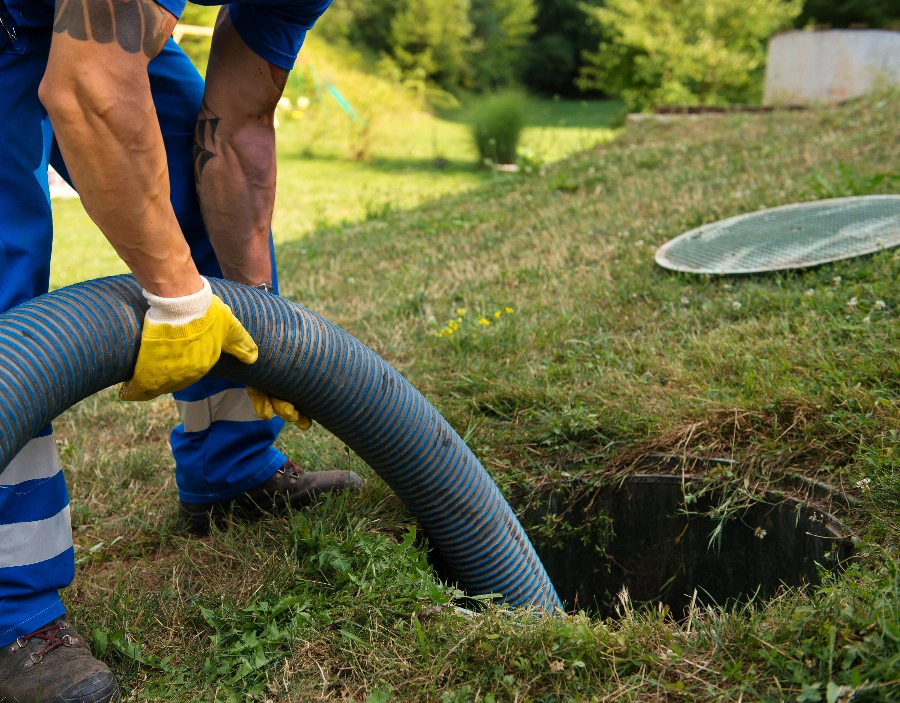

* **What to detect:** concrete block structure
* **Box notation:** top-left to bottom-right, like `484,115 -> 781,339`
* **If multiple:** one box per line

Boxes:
764,29 -> 900,106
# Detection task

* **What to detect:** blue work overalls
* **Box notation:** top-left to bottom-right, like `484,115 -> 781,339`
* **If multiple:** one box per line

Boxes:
0,0 -> 330,646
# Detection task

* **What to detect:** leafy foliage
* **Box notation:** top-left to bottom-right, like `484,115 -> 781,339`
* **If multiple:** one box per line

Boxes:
468,92 -> 526,164
524,0 -> 604,95
796,0 -> 900,29
577,0 -> 803,112
383,0 -> 474,88
194,495 -> 456,700
316,0 -> 536,90
468,0 -> 538,89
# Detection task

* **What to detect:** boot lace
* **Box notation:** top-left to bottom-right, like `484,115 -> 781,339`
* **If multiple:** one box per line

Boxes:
16,622 -> 75,664
277,460 -> 304,479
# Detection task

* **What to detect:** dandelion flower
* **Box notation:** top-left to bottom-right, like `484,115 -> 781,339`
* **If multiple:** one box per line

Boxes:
875,300 -> 887,310
478,318 -> 491,326
449,321 -> 459,330
732,301 -> 742,309
457,308 -> 467,316
505,307 -> 514,314
494,311 -> 502,318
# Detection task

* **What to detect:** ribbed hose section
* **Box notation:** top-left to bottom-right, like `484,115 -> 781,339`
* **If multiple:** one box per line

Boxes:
0,275 -> 561,611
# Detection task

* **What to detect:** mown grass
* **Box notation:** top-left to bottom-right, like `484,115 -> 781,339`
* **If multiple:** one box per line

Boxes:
55,93 -> 900,701
50,94 -> 618,288
50,18 -> 617,289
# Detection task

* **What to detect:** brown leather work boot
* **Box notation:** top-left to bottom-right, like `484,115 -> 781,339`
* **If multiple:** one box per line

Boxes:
179,460 -> 364,535
0,617 -> 119,703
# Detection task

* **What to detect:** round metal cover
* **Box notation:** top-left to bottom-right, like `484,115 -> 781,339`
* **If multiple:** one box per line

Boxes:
655,195 -> 900,274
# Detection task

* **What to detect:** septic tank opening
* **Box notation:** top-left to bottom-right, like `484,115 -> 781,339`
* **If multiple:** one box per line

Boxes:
427,469 -> 856,617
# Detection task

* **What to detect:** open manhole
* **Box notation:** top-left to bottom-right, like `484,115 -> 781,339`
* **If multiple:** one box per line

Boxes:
428,467 -> 856,617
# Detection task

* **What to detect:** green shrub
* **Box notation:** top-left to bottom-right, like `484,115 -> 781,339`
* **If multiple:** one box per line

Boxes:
469,92 -> 525,164
577,0 -> 803,112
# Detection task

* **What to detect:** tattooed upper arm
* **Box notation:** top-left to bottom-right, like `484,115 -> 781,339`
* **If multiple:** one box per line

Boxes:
53,0 -> 176,58
269,64 -> 290,92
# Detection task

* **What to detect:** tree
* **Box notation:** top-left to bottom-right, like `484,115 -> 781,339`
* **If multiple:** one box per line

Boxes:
796,0 -> 900,29
524,0 -> 604,95
469,0 -> 538,88
578,0 -> 803,112
386,0 -> 474,87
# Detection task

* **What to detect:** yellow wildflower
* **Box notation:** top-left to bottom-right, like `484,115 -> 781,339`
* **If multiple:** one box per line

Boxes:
456,308 -> 467,316
494,311 -> 502,318
449,321 -> 459,330
478,318 -> 490,326
505,307 -> 514,314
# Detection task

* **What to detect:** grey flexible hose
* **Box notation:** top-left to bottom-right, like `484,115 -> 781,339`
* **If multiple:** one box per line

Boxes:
0,276 -> 561,610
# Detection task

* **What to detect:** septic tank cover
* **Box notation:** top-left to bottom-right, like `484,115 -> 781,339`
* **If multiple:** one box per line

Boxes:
655,195 -> 900,274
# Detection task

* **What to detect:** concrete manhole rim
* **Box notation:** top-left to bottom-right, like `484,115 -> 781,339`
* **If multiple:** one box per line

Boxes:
655,194 -> 900,275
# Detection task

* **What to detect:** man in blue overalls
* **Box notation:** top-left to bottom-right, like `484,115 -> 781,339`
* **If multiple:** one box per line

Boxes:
0,0 -> 362,698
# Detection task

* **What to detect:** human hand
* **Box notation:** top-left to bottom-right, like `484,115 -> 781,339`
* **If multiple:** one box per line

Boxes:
246,388 -> 312,430
120,278 -> 258,401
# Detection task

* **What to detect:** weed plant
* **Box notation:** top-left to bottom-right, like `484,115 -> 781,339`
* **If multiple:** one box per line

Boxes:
55,92 -> 900,700
469,92 -> 526,165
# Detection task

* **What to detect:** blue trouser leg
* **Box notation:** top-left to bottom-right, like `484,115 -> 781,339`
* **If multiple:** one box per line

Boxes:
0,34 -> 288,645
51,39 -> 287,504
0,26 -> 73,648
147,39 -> 288,503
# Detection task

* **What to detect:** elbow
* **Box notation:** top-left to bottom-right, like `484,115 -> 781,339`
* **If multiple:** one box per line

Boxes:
39,72 -> 86,129
39,66 -> 130,132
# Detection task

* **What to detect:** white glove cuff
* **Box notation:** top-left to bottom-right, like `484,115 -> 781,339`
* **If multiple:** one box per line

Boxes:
143,278 -> 213,326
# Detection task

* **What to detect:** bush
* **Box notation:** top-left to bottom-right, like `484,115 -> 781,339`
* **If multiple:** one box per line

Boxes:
468,92 -> 525,165
577,0 -> 803,112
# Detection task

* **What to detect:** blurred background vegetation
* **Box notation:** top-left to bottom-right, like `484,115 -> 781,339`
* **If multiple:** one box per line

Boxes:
183,0 -> 900,113
49,0 -> 900,287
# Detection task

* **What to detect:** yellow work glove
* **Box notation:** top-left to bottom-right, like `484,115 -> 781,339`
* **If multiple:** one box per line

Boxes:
247,388 -> 312,430
120,278 -> 258,401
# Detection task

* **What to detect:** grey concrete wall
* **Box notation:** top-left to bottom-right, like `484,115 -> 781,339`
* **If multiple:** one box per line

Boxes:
763,29 -> 900,106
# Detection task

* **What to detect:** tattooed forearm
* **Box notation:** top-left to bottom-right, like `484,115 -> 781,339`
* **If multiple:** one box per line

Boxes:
53,0 -> 174,58
193,98 -> 220,198
269,63 -> 290,92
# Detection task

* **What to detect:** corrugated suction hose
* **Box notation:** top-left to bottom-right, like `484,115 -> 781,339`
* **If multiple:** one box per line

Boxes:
0,275 -> 561,611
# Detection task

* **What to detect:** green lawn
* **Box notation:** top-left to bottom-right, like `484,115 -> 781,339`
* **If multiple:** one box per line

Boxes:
50,98 -> 618,288
56,93 -> 900,701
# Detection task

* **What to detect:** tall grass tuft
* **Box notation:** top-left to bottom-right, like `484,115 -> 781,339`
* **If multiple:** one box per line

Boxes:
469,92 -> 525,165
